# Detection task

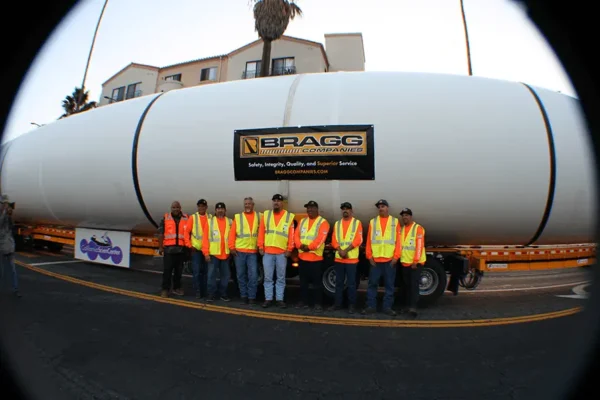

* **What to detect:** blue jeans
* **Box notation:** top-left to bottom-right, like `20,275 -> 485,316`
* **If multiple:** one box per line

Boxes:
234,252 -> 258,299
334,262 -> 357,307
191,250 -> 208,297
208,256 -> 231,297
366,261 -> 396,310
0,253 -> 18,291
262,252 -> 287,301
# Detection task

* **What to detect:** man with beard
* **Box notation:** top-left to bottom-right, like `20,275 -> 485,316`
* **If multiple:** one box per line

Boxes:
229,197 -> 261,305
363,199 -> 401,316
257,194 -> 295,309
329,202 -> 363,314
203,202 -> 233,302
158,201 -> 191,298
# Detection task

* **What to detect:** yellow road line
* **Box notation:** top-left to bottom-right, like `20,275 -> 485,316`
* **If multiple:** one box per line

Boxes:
16,260 -> 583,329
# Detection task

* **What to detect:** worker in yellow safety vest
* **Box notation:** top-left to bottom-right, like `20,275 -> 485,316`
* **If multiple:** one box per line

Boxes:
363,199 -> 401,316
202,202 -> 232,302
188,199 -> 212,299
294,200 -> 330,312
398,208 -> 426,317
229,196 -> 261,305
257,193 -> 295,309
329,202 -> 363,314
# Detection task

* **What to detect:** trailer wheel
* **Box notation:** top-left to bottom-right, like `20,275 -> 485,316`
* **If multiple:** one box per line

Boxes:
321,264 -> 360,299
418,257 -> 447,306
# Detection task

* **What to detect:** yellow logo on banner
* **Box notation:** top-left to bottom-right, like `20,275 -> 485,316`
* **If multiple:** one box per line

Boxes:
239,132 -> 368,158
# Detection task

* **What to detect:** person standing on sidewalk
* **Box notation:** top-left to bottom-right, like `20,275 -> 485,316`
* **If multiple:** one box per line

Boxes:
398,208 -> 426,317
157,201 -> 191,298
257,194 -> 295,309
329,202 -> 363,314
188,199 -> 212,299
203,202 -> 232,302
0,195 -> 20,297
362,199 -> 401,316
229,197 -> 261,305
295,200 -> 330,312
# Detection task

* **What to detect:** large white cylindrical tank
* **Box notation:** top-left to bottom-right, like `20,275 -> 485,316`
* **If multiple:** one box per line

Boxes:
0,71 -> 596,246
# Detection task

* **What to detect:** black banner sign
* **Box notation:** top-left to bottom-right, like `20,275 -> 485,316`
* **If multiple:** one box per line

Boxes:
233,125 -> 375,181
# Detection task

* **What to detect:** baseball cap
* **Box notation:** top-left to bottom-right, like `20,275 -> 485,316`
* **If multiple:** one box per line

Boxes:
340,202 -> 353,210
304,200 -> 319,208
400,208 -> 413,216
215,202 -> 226,209
272,194 -> 284,201
197,199 -> 207,206
375,199 -> 389,207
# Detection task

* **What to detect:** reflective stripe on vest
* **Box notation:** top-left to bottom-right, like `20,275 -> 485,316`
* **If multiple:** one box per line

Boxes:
370,216 -> 398,259
164,213 -> 189,246
298,216 -> 326,257
264,210 -> 293,250
400,222 -> 426,264
208,216 -> 232,256
334,218 -> 359,260
235,212 -> 259,250
190,212 -> 212,250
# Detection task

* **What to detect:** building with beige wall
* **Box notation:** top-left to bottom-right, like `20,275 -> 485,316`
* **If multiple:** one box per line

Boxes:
99,33 -> 365,107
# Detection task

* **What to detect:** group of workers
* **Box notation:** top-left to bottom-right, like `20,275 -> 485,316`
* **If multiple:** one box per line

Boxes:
157,194 -> 425,317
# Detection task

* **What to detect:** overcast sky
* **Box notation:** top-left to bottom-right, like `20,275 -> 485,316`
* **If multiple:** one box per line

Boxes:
1,0 -> 576,143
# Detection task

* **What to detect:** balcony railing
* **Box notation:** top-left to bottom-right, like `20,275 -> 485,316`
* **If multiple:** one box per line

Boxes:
242,66 -> 297,79
108,90 -> 143,103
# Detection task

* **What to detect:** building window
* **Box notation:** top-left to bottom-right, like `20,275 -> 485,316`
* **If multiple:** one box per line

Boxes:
272,57 -> 296,75
165,74 -> 182,81
243,61 -> 261,79
200,67 -> 217,82
111,86 -> 125,102
126,82 -> 142,99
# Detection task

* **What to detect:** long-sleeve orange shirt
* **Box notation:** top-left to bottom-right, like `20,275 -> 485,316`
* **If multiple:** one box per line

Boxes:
331,218 -> 363,264
365,216 -> 402,263
400,223 -> 425,266
257,210 -> 295,254
228,211 -> 258,253
202,217 -> 230,260
295,216 -> 330,262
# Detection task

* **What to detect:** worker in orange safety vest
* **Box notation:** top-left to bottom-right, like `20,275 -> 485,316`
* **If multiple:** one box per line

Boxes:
157,201 -> 191,298
398,208 -> 426,317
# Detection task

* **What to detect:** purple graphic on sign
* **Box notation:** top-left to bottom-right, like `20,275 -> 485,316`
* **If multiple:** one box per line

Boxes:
79,233 -> 123,265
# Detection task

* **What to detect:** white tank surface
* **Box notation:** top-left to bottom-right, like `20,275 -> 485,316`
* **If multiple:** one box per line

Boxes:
0,71 -> 596,246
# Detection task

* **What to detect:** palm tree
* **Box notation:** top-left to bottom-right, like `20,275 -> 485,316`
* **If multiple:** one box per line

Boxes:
251,0 -> 303,78
459,0 -> 473,76
59,87 -> 97,119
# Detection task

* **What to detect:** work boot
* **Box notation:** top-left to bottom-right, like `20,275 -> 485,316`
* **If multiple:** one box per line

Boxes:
313,305 -> 323,312
383,308 -> 397,317
206,295 -> 216,302
13,290 -> 21,298
409,308 -> 418,317
361,307 -> 376,315
328,305 -> 342,312
262,300 -> 272,308
277,301 -> 287,309
249,299 -> 256,305
196,292 -> 201,299
160,290 -> 169,298
172,289 -> 184,296
348,304 -> 356,314
220,296 -> 231,302
240,297 -> 248,304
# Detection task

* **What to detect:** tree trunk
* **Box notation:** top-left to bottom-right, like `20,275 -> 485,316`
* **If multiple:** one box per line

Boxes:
460,0 -> 473,76
260,39 -> 272,78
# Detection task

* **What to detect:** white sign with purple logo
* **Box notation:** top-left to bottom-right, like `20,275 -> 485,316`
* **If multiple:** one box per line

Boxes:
74,228 -> 131,268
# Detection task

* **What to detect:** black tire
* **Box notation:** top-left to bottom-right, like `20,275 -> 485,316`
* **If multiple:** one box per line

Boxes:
321,263 -> 360,299
418,256 -> 447,306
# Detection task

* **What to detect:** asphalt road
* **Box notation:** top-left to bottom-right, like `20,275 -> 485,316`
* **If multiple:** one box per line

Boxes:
0,248 -> 596,399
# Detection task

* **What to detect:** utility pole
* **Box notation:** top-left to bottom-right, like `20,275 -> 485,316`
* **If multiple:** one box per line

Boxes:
77,0 -> 109,112
460,0 -> 473,76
